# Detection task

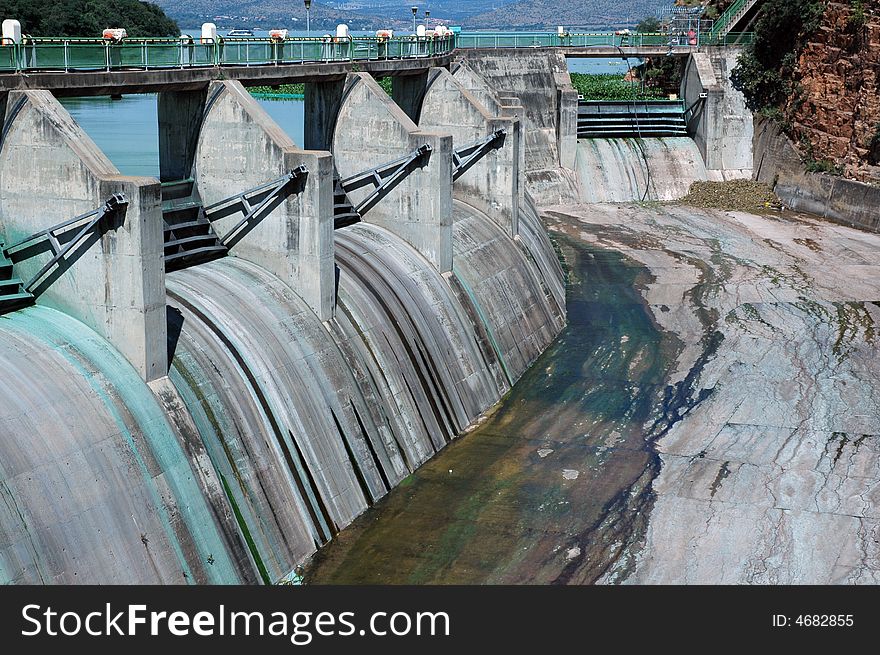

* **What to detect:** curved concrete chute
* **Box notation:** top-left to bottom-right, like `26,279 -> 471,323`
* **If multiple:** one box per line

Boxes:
332,223 -> 507,461
0,306 -> 244,584
165,258 -> 389,574
451,200 -> 565,383
517,192 -> 567,315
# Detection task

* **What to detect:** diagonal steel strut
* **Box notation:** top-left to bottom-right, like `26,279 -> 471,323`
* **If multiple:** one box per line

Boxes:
452,129 -> 507,182
3,194 -> 128,292
340,144 -> 433,217
203,166 -> 308,246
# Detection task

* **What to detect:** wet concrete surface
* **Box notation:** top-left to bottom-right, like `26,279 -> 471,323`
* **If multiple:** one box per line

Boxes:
306,203 -> 880,584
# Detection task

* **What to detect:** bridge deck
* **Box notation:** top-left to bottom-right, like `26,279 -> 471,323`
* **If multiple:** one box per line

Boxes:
0,55 -> 454,95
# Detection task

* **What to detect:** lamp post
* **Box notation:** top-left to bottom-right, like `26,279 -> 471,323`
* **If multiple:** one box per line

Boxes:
425,10 -> 430,29
304,0 -> 311,34
411,6 -> 418,32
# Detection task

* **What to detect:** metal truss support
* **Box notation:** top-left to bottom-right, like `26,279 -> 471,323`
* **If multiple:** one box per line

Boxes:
204,166 -> 309,246
452,129 -> 507,182
3,194 -> 128,292
340,144 -> 433,217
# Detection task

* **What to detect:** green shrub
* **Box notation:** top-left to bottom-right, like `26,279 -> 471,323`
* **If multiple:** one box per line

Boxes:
249,84 -> 305,96
849,0 -> 867,29
570,73 -> 666,101
805,159 -> 844,175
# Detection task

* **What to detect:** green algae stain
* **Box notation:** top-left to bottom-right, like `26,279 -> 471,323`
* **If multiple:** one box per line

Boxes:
305,234 -> 681,585
218,472 -> 271,585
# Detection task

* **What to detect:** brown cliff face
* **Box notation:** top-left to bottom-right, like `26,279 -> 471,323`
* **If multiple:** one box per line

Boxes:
786,1 -> 880,183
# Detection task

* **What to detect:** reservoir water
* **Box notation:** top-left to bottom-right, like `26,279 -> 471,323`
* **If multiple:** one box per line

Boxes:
60,94 -> 305,177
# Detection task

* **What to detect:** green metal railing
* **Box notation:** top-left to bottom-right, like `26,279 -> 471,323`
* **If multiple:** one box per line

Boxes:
708,0 -> 752,40
701,31 -> 755,46
0,34 -> 455,73
455,32 -> 673,49
0,29 -> 755,74
453,30 -> 753,50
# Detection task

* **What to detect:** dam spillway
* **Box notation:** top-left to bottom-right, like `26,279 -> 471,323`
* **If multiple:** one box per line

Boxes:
0,54 -> 566,584
305,49 -> 880,584
3,38 -> 880,586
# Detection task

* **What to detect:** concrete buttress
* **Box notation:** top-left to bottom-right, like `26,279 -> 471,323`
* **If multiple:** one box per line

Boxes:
333,72 -> 453,273
420,67 -> 520,237
193,80 -> 335,321
0,90 -> 167,382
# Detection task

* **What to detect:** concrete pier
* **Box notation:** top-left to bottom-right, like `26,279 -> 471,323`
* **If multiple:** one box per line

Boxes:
456,50 -> 579,204
333,73 -> 454,273
420,67 -> 520,237
194,81 -> 336,321
0,90 -> 166,382
681,49 -> 754,178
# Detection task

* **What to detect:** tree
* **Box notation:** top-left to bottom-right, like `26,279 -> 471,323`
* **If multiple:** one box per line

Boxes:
730,0 -> 825,111
0,0 -> 179,37
636,16 -> 661,33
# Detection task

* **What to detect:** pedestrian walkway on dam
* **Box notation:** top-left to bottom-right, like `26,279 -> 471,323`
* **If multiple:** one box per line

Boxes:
0,20 -> 752,95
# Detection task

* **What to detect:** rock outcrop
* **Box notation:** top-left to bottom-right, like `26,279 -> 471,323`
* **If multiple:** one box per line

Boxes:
786,1 -> 880,183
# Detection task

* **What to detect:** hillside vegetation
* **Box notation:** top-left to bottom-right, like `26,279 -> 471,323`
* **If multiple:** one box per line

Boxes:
464,0 -> 671,29
0,0 -> 179,36
148,0 -> 669,31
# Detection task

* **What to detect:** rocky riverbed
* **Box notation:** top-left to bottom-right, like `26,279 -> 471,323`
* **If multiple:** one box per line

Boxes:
306,202 -> 880,584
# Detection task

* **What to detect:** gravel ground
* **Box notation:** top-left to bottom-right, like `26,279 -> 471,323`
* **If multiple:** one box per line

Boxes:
679,180 -> 781,212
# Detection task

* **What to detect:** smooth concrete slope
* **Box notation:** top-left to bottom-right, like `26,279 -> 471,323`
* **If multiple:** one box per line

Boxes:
681,49 -> 754,179
333,72 -> 453,273
574,137 -> 709,203
193,80 -> 335,320
0,306 -> 249,584
0,90 -> 166,382
455,51 -> 579,205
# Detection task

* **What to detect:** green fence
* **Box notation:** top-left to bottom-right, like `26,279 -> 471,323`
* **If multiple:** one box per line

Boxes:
708,0 -> 749,39
454,32 -> 674,49
454,30 -> 752,49
0,35 -> 456,72
0,30 -> 754,74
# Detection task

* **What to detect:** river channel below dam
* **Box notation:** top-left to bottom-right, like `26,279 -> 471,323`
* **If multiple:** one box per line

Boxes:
54,94 -> 880,584
307,202 -> 880,585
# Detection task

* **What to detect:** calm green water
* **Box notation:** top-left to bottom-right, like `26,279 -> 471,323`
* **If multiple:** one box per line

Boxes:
60,94 -> 305,178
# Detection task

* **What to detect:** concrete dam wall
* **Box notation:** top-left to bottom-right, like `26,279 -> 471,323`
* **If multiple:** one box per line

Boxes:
0,61 -> 565,583
575,137 -> 709,203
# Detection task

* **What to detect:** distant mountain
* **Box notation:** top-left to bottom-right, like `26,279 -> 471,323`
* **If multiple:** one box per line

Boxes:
151,0 -> 671,31
464,0 -> 674,30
